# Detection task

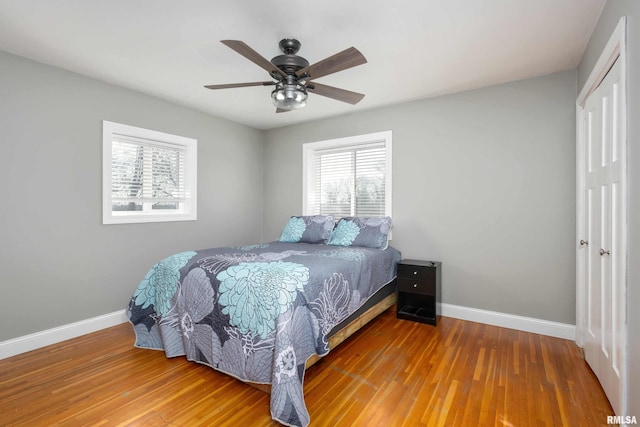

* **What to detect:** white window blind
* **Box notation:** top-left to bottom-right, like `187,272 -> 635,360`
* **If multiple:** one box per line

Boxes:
103,121 -> 197,224
111,135 -> 187,212
303,131 -> 392,218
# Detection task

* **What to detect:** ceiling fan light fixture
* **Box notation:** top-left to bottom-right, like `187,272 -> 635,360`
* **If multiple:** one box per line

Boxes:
271,83 -> 308,110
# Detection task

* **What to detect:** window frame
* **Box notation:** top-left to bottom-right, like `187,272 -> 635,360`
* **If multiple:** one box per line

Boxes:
302,130 -> 392,218
102,120 -> 197,225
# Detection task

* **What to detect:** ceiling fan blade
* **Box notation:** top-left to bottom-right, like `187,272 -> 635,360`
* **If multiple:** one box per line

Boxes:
276,108 -> 292,113
204,81 -> 275,90
221,40 -> 286,78
296,47 -> 367,80
307,82 -> 365,105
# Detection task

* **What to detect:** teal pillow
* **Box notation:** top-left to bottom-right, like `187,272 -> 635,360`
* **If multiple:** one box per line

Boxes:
329,216 -> 392,250
278,215 -> 335,243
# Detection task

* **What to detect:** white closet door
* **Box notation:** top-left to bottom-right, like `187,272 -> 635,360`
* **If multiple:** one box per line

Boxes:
582,57 -> 623,413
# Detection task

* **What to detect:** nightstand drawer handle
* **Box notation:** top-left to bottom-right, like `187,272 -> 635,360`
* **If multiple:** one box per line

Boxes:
413,283 -> 418,288
413,271 -> 418,275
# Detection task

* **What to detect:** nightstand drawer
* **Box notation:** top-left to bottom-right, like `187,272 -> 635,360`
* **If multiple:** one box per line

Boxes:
397,263 -> 435,282
397,277 -> 435,295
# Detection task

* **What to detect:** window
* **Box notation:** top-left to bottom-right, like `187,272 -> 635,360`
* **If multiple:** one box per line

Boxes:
303,131 -> 392,218
102,121 -> 197,224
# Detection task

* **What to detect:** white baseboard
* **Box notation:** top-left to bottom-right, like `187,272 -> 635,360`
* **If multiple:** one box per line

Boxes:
441,303 -> 575,340
0,310 -> 128,360
0,304 -> 576,361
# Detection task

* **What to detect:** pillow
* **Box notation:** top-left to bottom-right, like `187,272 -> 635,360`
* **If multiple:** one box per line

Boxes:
328,216 -> 392,250
278,215 -> 335,244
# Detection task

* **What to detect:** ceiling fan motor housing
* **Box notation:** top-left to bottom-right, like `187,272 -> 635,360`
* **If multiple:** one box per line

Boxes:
271,38 -> 309,75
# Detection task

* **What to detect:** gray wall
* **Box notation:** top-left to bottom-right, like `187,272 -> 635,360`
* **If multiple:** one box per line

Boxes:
0,51 -> 264,341
263,70 -> 577,324
578,0 -> 640,414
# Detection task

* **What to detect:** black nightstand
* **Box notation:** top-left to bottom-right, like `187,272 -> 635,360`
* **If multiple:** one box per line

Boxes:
396,259 -> 441,325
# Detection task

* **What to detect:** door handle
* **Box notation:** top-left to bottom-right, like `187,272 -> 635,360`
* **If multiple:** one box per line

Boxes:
600,248 -> 611,256
580,239 -> 589,246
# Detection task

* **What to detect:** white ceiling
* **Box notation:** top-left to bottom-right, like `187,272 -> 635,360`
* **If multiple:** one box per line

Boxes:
0,0 -> 605,130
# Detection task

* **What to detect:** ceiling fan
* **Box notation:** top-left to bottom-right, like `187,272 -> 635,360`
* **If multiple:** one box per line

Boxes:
204,39 -> 367,112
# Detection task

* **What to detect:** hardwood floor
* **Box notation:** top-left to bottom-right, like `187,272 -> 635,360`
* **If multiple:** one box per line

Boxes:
0,308 -> 614,426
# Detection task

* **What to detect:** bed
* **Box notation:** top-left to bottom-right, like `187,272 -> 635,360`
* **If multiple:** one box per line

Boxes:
126,216 -> 400,427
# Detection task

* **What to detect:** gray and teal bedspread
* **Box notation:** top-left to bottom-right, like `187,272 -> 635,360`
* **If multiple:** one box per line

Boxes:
126,241 -> 400,426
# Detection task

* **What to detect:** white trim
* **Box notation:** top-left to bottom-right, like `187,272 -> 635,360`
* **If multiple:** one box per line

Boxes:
102,120 -> 198,225
302,130 -> 392,218
577,18 -> 626,105
575,102 -> 586,347
0,310 -> 128,360
441,303 -> 575,340
0,304 -> 575,361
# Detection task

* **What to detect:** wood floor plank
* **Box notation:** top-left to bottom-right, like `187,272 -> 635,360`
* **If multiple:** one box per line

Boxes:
0,308 -> 615,426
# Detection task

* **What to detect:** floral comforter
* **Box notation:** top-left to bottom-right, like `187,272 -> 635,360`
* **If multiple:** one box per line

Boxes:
126,241 -> 400,427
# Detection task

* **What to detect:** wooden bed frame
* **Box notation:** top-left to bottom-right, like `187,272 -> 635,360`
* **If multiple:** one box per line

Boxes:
248,291 -> 397,394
